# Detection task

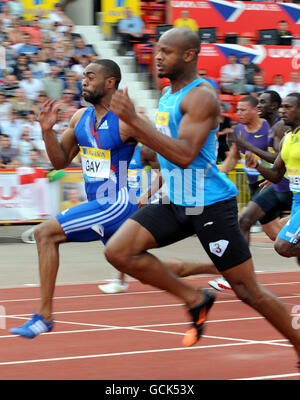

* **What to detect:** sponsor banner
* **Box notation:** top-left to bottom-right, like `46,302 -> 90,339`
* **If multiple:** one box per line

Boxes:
0,168 -> 50,221
169,1 -> 300,36
20,0 -> 57,20
101,0 -> 140,24
197,43 -> 300,85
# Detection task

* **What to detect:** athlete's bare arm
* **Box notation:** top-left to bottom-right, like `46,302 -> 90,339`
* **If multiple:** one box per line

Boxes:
38,100 -> 85,170
110,85 -> 219,169
245,149 -> 286,183
220,143 -> 240,174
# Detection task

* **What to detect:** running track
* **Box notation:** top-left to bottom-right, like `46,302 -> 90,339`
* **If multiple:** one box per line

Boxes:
0,271 -> 300,381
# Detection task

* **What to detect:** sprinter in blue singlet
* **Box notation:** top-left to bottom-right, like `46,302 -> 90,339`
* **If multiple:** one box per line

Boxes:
107,28 -> 300,360
10,60 -> 140,338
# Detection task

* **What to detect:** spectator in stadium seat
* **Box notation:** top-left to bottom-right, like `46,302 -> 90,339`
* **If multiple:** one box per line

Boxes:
41,64 -> 64,100
20,15 -> 43,47
268,74 -> 288,99
0,109 -> 24,146
16,126 -> 40,166
173,9 -> 198,33
29,52 -> 51,79
220,54 -> 246,94
47,2 -> 73,31
251,72 -> 268,97
73,37 -> 96,59
2,73 -> 19,98
13,53 -> 29,80
63,71 -> 82,102
56,89 -> 79,121
117,7 -> 147,56
17,32 -> 39,55
239,54 -> 261,94
11,88 -> 33,115
7,17 -> 25,45
276,20 -> 293,45
0,134 -> 19,168
0,91 -> 11,122
19,68 -> 44,100
0,3 -> 14,29
71,54 -> 90,78
283,71 -> 300,95
8,0 -> 24,19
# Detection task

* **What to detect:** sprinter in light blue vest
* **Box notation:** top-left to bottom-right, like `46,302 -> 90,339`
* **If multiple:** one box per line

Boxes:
107,28 -> 300,361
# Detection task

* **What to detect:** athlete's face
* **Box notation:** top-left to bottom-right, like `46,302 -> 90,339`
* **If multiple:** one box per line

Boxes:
155,36 -> 183,79
281,96 -> 300,126
236,101 -> 257,124
82,64 -> 107,105
257,93 -> 273,118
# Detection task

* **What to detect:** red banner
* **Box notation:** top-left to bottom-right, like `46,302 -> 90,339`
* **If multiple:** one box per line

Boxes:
169,1 -> 300,37
197,43 -> 300,85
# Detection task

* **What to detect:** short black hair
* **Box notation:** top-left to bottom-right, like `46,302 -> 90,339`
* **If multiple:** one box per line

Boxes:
239,95 -> 258,107
262,90 -> 282,108
94,59 -> 121,89
287,92 -> 300,108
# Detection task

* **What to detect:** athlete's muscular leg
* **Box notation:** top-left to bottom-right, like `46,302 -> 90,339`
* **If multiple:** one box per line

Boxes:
105,219 -> 205,308
163,258 -> 218,277
239,201 -> 279,242
223,260 -> 300,358
34,218 -> 67,321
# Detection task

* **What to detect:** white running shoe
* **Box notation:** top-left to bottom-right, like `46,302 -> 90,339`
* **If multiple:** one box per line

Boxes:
98,279 -> 129,294
208,277 -> 231,291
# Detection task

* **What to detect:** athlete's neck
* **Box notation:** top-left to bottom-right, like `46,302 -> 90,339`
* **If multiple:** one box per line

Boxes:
266,111 -> 280,127
170,72 -> 199,93
245,116 -> 262,132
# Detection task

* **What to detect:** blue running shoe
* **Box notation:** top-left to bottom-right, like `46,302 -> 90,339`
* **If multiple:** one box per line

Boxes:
10,313 -> 54,338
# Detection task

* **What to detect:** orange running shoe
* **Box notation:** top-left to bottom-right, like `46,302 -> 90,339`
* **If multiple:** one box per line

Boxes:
182,289 -> 216,347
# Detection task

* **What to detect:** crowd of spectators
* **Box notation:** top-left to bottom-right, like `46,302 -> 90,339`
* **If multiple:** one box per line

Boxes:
0,1 -> 98,169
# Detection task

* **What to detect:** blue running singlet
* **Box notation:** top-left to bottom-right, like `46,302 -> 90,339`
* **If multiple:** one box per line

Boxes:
155,78 -> 237,207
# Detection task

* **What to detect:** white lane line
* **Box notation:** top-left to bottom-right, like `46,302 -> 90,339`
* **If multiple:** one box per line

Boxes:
1,281 -> 300,304
0,341 -> 264,367
234,372 -> 300,380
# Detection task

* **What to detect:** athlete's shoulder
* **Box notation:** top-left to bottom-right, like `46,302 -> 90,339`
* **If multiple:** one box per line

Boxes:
70,107 -> 89,128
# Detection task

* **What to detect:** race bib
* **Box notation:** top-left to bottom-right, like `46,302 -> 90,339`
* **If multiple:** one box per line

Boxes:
80,146 -> 111,180
156,112 -> 172,137
288,172 -> 300,192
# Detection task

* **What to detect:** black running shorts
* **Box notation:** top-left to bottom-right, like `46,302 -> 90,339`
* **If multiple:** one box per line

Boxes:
251,185 -> 292,225
130,197 -> 251,272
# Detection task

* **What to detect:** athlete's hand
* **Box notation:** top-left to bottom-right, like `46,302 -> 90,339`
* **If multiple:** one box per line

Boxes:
245,151 -> 258,168
259,180 -> 271,191
110,87 -> 137,124
38,100 -> 59,133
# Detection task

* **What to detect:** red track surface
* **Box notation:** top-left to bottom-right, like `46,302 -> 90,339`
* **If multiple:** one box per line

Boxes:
0,271 -> 300,380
